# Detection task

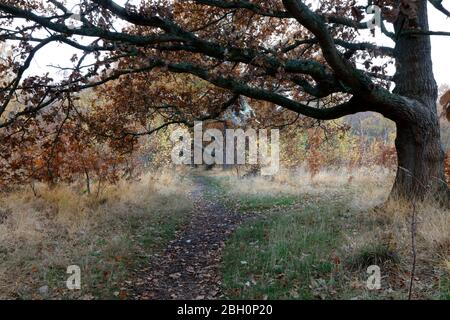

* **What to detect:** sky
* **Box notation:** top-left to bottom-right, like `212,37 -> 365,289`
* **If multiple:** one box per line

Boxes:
21,1 -> 450,86
428,3 -> 449,86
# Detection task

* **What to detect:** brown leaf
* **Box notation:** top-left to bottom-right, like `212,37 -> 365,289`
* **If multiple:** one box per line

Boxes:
440,90 -> 450,107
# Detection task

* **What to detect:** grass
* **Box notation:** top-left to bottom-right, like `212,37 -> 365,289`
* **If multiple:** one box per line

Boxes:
0,171 -> 194,299
345,243 -> 400,271
201,175 -> 302,213
221,204 -> 343,299
235,195 -> 298,212
440,276 -> 450,300
204,167 -> 450,300
1,165 -> 448,300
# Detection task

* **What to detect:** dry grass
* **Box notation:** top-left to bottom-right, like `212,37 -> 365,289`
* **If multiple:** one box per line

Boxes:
210,165 -> 392,202
210,165 -> 448,299
0,170 -> 194,299
1,164 -> 448,299
340,197 -> 450,299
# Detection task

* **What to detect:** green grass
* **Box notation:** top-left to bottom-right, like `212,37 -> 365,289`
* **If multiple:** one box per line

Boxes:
0,193 -> 192,300
439,275 -> 450,300
221,204 -> 344,299
204,174 -> 447,300
345,243 -> 400,271
236,195 -> 298,212
200,175 -> 349,299
66,200 -> 192,299
201,175 -> 300,212
134,208 -> 187,249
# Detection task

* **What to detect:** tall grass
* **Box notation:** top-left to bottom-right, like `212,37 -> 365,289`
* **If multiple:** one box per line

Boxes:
209,166 -> 449,299
0,170 -> 193,299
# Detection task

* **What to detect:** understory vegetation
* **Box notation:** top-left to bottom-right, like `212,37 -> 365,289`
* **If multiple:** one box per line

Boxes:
204,168 -> 450,300
0,164 -> 448,299
0,171 -> 193,299
0,85 -> 448,300
1,0 -> 450,302
1,114 -> 449,299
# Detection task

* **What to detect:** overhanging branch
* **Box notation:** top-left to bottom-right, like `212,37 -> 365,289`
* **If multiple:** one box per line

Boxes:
429,0 -> 450,18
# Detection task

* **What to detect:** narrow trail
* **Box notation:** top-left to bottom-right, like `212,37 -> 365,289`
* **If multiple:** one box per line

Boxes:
130,175 -> 246,300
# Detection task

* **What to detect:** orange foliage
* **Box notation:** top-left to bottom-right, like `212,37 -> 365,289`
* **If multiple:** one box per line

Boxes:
306,129 -> 325,178
0,103 -> 131,188
440,90 -> 450,122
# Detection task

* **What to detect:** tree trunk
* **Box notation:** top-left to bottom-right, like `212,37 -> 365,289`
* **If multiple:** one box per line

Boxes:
391,107 -> 449,202
389,0 -> 450,203
84,169 -> 91,195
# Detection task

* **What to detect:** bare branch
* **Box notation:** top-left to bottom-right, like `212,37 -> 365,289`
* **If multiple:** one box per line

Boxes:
429,0 -> 450,19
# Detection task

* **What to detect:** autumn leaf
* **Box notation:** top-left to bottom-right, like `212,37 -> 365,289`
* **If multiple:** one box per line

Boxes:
440,90 -> 450,122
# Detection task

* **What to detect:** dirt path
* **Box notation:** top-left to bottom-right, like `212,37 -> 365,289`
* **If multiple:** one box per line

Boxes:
130,175 -> 245,300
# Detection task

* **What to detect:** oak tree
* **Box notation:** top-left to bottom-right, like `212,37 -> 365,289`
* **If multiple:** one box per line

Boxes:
0,0 -> 449,202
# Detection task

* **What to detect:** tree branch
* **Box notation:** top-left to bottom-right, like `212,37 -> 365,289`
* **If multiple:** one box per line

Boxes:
429,0 -> 450,18
282,0 -> 376,97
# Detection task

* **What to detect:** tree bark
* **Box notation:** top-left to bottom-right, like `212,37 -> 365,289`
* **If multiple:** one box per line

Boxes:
390,0 -> 449,203
84,168 -> 91,195
391,107 -> 449,202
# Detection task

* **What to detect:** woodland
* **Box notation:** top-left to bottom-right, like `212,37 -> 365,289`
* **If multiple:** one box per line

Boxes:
0,0 -> 449,300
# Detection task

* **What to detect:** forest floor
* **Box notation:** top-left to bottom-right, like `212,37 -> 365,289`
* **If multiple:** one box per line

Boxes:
126,168 -> 449,300
205,170 -> 449,300
129,176 -> 253,299
0,172 -> 194,299
0,168 -> 448,299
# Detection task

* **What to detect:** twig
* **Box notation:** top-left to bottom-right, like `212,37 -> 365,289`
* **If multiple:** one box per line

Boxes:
408,199 -> 417,300
397,167 -> 430,300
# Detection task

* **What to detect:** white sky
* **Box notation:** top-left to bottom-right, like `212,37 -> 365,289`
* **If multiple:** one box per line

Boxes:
24,1 -> 450,86
429,3 -> 450,86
